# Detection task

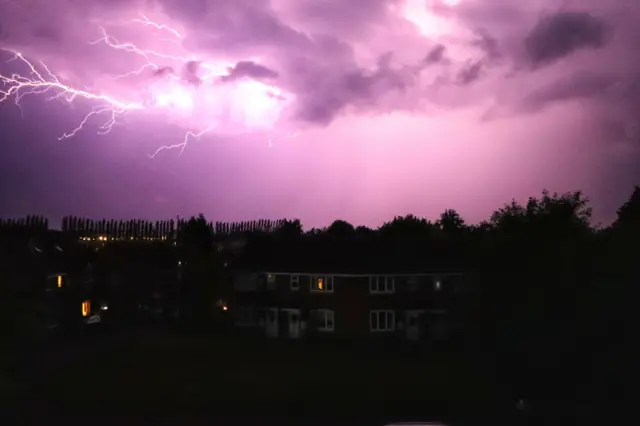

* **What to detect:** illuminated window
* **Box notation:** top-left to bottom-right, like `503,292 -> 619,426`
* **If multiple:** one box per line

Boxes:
57,275 -> 63,288
310,276 -> 334,292
370,310 -> 395,332
369,276 -> 395,293
81,301 -> 91,317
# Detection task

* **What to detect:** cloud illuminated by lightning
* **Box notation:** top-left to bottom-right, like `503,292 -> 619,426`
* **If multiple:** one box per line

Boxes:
0,14 -> 292,157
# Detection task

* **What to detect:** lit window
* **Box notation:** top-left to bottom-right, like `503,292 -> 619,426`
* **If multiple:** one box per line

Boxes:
81,301 -> 91,317
57,275 -> 63,288
312,309 -> 335,331
369,276 -> 395,293
310,276 -> 334,292
370,310 -> 395,332
290,275 -> 300,290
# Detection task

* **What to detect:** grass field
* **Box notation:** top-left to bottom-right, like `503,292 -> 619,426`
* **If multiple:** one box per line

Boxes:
9,330 -> 509,422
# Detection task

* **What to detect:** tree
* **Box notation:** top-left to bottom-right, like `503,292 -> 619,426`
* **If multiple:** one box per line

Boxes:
613,185 -> 640,230
437,209 -> 466,234
326,220 -> 354,237
178,214 -> 216,326
275,219 -> 303,238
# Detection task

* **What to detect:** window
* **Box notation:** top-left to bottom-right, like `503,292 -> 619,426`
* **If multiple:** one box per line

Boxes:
290,275 -> 300,291
265,274 -> 277,291
234,306 -> 256,326
312,309 -> 335,331
81,300 -> 91,317
370,310 -> 395,332
57,275 -> 63,288
434,277 -> 442,291
407,276 -> 420,292
369,276 -> 395,293
310,276 -> 334,292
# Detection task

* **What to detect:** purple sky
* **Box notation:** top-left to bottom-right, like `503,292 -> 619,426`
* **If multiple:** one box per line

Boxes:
1,0 -> 639,229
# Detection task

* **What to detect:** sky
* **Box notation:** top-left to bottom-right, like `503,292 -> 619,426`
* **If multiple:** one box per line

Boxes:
0,0 -> 639,229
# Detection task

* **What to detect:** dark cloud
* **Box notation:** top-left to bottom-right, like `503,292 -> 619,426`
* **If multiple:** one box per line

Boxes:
32,25 -> 61,42
522,71 -> 616,112
525,11 -> 609,68
425,44 -> 446,64
456,61 -> 483,85
473,29 -> 501,62
293,54 -> 419,125
221,61 -> 278,82
160,0 -> 309,55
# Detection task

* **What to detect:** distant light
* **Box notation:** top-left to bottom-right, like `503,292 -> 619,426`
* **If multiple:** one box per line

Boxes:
101,303 -> 109,311
222,305 -> 228,311
435,280 -> 441,291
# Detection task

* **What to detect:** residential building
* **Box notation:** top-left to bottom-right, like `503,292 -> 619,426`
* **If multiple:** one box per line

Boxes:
223,270 -> 467,341
0,231 -> 105,337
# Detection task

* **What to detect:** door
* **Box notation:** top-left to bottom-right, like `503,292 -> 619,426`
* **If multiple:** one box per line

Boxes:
405,310 -> 424,341
264,308 -> 279,338
429,312 -> 448,341
286,309 -> 302,339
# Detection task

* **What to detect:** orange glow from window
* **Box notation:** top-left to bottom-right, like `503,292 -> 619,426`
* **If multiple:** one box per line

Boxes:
57,275 -> 63,288
82,301 -> 90,317
317,278 -> 324,290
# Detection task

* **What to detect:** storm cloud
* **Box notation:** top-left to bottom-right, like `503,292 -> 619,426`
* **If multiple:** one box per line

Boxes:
0,0 -> 634,127
525,11 -> 609,68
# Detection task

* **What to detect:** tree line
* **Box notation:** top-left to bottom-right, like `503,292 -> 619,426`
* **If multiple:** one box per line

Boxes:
0,216 -> 296,239
0,215 -> 48,231
1,188 -> 639,245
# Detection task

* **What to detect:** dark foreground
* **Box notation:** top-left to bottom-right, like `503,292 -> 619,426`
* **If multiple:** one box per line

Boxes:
1,328 -> 567,425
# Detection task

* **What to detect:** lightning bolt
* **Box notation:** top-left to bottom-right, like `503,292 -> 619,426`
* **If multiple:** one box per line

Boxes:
149,125 -> 216,158
0,50 -> 144,139
0,14 -> 287,156
130,14 -> 183,40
